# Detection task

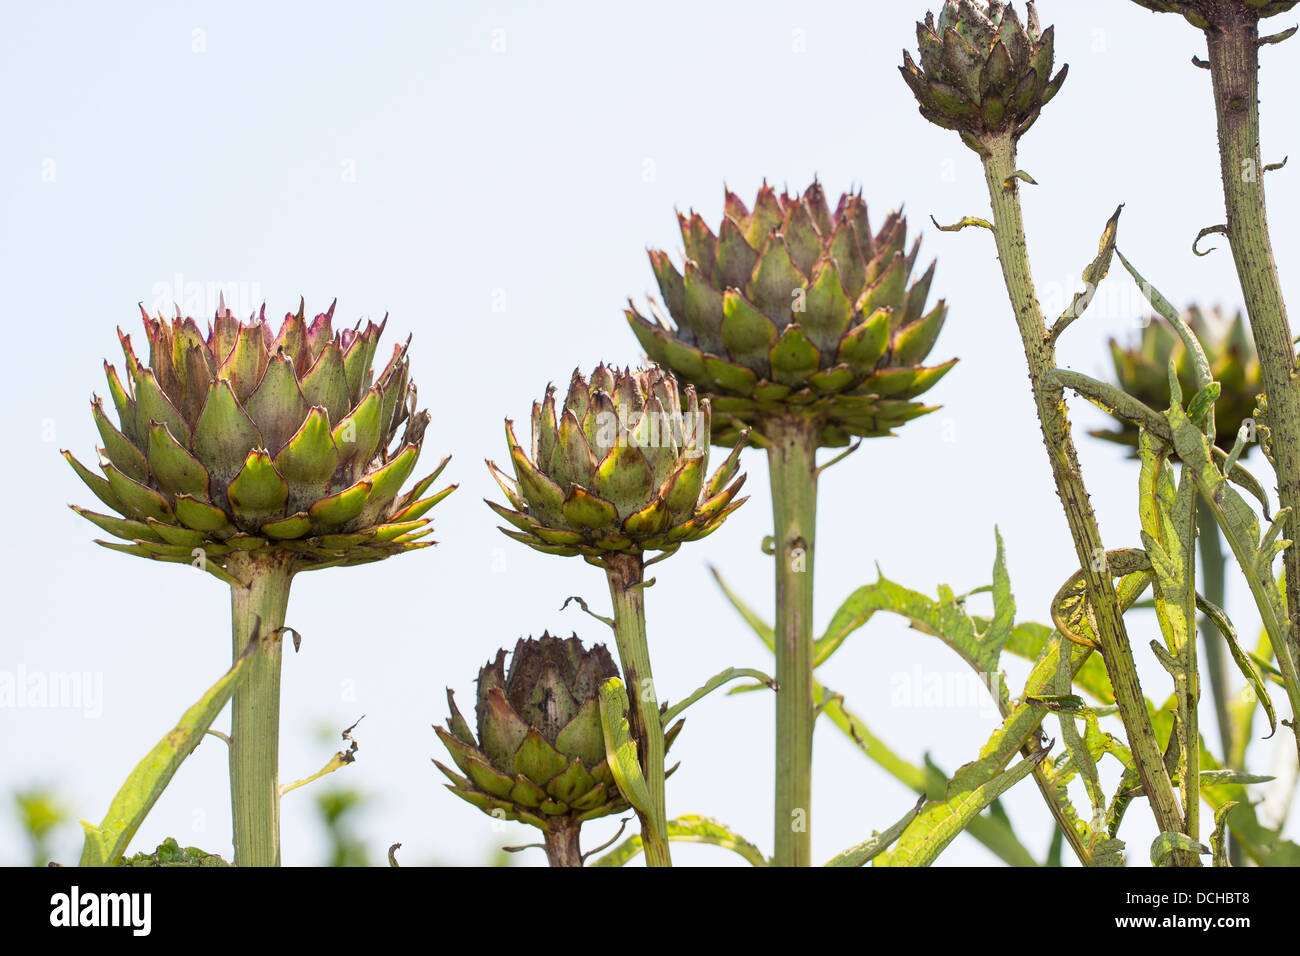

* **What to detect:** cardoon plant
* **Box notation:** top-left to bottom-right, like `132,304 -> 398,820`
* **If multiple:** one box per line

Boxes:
1124,0 -> 1300,769
901,0 -> 1194,852
898,0 -> 1300,867
486,364 -> 747,865
626,182 -> 954,865
65,299 -> 454,866
434,633 -> 682,867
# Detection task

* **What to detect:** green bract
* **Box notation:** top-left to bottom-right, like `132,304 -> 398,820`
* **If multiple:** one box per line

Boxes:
1129,0 -> 1298,29
64,300 -> 454,579
1092,307 -> 1261,454
627,182 -> 955,448
487,364 -> 747,563
900,0 -> 1067,151
434,634 -> 676,831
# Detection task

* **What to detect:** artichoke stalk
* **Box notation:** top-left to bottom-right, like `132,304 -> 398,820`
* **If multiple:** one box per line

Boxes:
65,299 -> 454,866
901,0 -> 1193,861
434,634 -> 682,866
487,364 -> 747,865
626,181 -> 954,865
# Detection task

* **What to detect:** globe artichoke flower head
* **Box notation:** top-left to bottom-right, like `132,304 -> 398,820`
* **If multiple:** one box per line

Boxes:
626,181 -> 956,448
1091,306 -> 1261,454
435,633 -> 680,830
65,299 -> 453,581
487,364 -> 747,564
900,0 -> 1068,153
1129,0 -> 1297,29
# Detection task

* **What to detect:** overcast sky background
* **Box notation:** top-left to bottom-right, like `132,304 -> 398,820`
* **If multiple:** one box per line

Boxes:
4,0 -> 1299,866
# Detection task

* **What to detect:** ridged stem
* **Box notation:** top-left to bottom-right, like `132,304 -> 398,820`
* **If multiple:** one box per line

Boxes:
227,551 -> 295,868
1205,12 -> 1300,764
1173,497 -> 1201,851
604,552 -> 671,867
767,415 -> 817,868
543,825 -> 583,867
1197,506 -> 1233,763
979,133 -> 1190,852
1198,508 -> 1245,865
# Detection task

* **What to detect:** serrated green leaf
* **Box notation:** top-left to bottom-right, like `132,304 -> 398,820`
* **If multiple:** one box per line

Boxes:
987,527 -> 1016,660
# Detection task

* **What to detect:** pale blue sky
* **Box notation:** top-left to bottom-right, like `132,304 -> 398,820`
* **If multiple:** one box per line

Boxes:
3,0 -> 1298,865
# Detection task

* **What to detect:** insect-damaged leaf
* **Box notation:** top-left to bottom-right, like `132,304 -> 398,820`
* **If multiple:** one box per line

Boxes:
1051,205 -> 1122,338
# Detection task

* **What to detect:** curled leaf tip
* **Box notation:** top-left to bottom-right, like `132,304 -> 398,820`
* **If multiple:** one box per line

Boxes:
1192,224 -> 1227,257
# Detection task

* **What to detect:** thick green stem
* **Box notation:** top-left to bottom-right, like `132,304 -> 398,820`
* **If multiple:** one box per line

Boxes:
604,552 -> 671,867
1183,624 -> 1202,848
767,416 -> 817,868
979,134 -> 1188,846
1199,510 -> 1244,866
543,825 -> 583,867
227,552 -> 295,868
1197,506 -> 1234,763
1205,14 -> 1300,681
1175,486 -> 1200,847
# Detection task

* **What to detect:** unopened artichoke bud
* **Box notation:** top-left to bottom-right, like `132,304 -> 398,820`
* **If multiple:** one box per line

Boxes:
64,299 -> 454,579
1091,306 -> 1261,454
486,364 -> 747,563
1129,0 -> 1297,30
434,634 -> 683,863
628,181 -> 955,448
901,0 -> 1068,152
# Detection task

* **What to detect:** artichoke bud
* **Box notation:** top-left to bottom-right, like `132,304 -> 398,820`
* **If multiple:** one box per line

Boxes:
1128,0 -> 1298,30
901,0 -> 1068,150
627,181 -> 955,448
65,299 -> 454,579
433,633 -> 640,832
1091,306 -> 1262,454
487,364 -> 748,562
